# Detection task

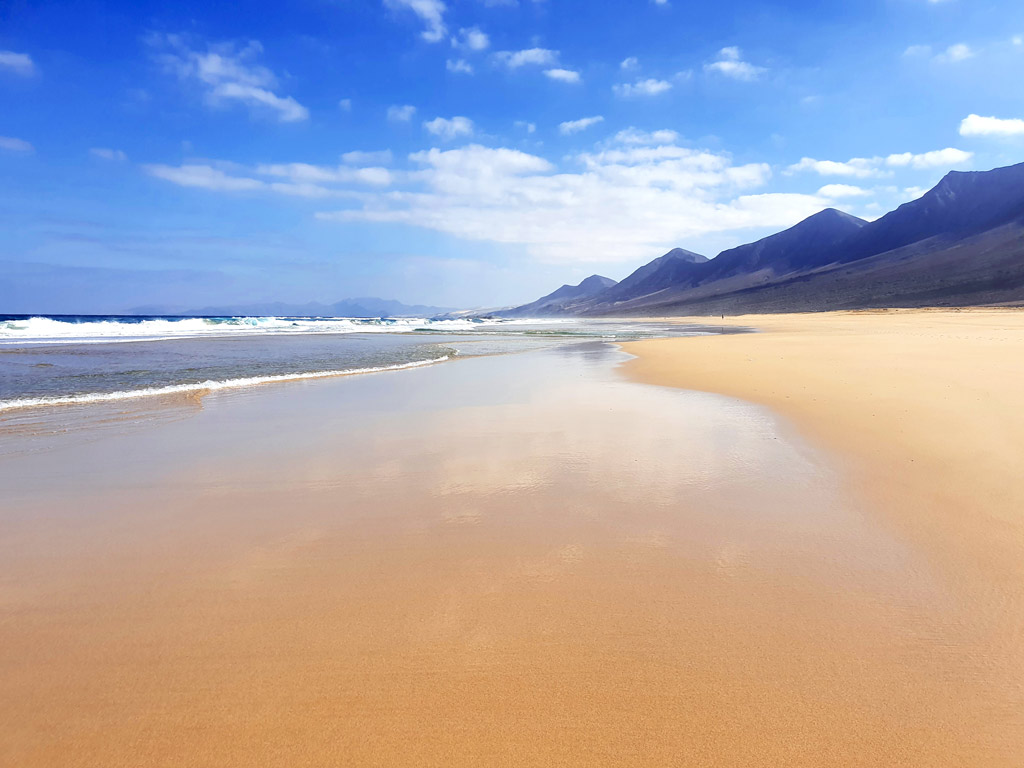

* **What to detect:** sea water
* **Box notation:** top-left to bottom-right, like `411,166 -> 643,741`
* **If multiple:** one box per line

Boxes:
0,314 -> 734,411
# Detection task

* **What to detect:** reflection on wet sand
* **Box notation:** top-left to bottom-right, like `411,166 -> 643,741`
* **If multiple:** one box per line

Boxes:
0,343 -> 1016,766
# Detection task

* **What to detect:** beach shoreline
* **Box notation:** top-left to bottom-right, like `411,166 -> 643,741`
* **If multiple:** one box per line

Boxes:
2,324 -> 1022,765
620,308 -> 1024,583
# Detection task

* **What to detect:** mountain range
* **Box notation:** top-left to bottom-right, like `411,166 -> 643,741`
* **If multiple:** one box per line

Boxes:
503,160 -> 1024,316
129,297 -> 455,318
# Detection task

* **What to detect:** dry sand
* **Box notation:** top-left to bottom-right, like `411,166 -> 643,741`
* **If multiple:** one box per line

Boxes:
2,327 -> 1023,766
624,308 -> 1024,761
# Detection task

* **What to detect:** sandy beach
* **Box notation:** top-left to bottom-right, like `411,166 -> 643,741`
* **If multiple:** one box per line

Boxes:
625,308 -> 1024,761
1,322 -> 1022,766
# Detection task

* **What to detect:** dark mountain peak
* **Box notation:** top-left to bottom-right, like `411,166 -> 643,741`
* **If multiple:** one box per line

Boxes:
593,248 -> 710,304
661,248 -> 709,264
499,274 -> 617,317
577,274 -> 618,291
805,207 -> 867,226
701,207 -> 867,281
830,160 -> 1024,264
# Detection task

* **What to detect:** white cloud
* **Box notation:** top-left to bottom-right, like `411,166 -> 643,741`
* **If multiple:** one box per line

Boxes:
614,127 -> 680,145
145,164 -> 265,192
494,48 -> 558,68
652,0 -> 670,5
90,147 -> 128,162
885,147 -> 972,168
613,78 -> 672,97
447,58 -> 473,74
455,26 -> 489,51
423,115 -> 474,139
627,128 -> 681,145
147,156 -> 396,197
620,56 -> 639,70
559,116 -> 604,135
388,104 -> 417,121
817,184 -> 871,198
544,68 -> 581,83
515,120 -> 536,134
0,136 -> 33,153
384,0 -> 447,42
1013,35 -> 1023,47
0,50 -> 35,76
148,34 -> 308,122
316,142 -> 826,264
903,186 -> 929,200
342,150 -> 393,164
789,147 -> 972,177
789,157 -> 885,178
256,162 -> 393,187
704,46 -> 766,81
338,98 -> 352,111
935,43 -> 974,63
959,113 -> 1024,137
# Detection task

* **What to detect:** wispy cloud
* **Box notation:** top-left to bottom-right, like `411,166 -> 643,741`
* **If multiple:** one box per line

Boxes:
146,157 -> 394,197
454,26 -> 489,51
148,34 -> 308,122
559,116 -> 603,135
338,98 -> 353,111
704,47 -> 766,81
613,78 -> 672,97
788,147 -> 972,177
341,150 -> 393,165
494,48 -> 558,68
388,104 -> 417,122
447,58 -> 473,74
906,42 -> 977,63
315,142 -> 825,264
544,68 -> 581,83
90,148 -> 128,162
620,56 -> 639,70
423,115 -> 474,139
0,50 -> 35,76
384,0 -> 447,42
614,127 -> 680,145
959,114 -> 1024,136
935,43 -> 974,62
886,147 -> 973,168
145,164 -> 265,192
817,184 -> 872,198
0,136 -> 34,153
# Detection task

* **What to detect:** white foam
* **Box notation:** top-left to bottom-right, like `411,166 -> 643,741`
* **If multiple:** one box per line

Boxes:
0,356 -> 450,412
0,316 -> 517,345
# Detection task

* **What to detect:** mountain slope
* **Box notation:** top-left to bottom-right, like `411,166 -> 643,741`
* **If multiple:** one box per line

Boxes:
506,160 -> 1024,318
584,162 -> 1024,315
499,275 -> 617,317
832,163 -> 1024,266
144,297 -> 455,318
700,208 -> 866,281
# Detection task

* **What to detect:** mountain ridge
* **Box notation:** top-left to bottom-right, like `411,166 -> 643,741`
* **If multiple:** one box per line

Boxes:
504,160 -> 1024,317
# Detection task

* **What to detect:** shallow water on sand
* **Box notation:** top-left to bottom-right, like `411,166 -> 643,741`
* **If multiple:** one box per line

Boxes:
0,342 -> 1015,766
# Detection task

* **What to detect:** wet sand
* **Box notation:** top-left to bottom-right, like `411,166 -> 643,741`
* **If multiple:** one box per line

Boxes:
1,338 -> 1021,766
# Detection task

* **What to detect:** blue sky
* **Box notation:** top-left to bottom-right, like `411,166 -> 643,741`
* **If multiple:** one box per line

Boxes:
3,0 -> 1024,312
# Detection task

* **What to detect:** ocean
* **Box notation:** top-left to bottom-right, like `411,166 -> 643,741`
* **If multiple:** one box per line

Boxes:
0,314 -> 734,412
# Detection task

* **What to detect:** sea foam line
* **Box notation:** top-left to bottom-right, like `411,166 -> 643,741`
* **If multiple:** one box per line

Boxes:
0,356 -> 450,413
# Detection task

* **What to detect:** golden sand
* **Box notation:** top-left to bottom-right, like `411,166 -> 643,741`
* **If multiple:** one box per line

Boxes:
623,308 -> 1024,763
1,328 -> 1022,766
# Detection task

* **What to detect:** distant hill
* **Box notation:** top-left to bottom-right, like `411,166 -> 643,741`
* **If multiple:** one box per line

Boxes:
129,297 -> 456,318
498,275 -> 616,317
503,160 -> 1024,316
